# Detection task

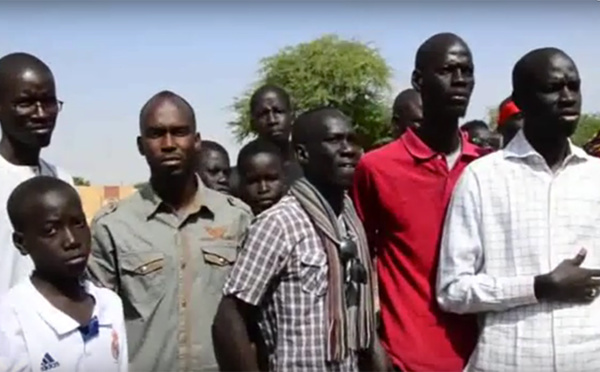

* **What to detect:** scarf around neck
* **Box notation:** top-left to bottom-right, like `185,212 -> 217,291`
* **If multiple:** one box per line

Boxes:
290,178 -> 375,362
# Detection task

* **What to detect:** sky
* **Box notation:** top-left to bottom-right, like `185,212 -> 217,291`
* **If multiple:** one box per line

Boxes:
0,1 -> 598,185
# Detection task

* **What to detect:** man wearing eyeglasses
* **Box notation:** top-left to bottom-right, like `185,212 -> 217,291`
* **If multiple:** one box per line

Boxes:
461,120 -> 502,150
213,107 -> 388,371
0,52 -> 73,295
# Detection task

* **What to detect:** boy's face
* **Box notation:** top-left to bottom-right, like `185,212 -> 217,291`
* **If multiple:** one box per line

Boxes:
198,149 -> 231,194
240,152 -> 287,215
15,188 -> 91,279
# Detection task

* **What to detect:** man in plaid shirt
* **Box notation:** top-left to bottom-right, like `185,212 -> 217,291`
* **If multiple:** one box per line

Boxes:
212,107 -> 388,371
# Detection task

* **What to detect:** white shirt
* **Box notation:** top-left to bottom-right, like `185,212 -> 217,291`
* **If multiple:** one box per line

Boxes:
0,279 -> 128,372
446,136 -> 462,169
0,155 -> 73,295
437,130 -> 600,372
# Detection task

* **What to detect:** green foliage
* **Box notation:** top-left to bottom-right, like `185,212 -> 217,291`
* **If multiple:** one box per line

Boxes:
228,34 -> 393,149
487,107 -> 499,130
572,113 -> 600,147
73,176 -> 90,186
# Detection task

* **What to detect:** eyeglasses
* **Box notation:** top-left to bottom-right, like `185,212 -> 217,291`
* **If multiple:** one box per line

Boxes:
339,237 -> 368,307
471,134 -> 503,151
12,98 -> 64,114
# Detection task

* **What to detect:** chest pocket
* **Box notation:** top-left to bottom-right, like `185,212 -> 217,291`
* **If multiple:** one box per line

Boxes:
299,248 -> 328,297
201,241 -> 237,295
119,251 -> 166,320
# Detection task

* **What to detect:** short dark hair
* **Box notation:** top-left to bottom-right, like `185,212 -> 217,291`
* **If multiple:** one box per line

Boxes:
512,47 -> 570,99
249,84 -> 292,113
139,90 -> 195,130
7,176 -> 78,232
0,52 -> 53,101
415,33 -> 469,71
237,138 -> 283,175
461,120 -> 489,132
200,140 -> 229,160
392,89 -> 420,119
292,106 -> 348,146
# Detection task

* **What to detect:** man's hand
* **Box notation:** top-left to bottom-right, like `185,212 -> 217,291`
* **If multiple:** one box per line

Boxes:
535,248 -> 600,302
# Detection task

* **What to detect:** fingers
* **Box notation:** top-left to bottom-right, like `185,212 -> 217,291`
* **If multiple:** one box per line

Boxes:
572,248 -> 588,266
584,287 -> 599,302
583,269 -> 600,278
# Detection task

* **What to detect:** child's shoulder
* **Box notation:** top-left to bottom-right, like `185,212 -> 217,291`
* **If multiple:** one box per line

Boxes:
0,281 -> 32,333
0,280 -> 33,309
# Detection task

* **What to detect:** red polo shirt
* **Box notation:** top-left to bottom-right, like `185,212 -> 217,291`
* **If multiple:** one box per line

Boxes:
352,129 -> 485,372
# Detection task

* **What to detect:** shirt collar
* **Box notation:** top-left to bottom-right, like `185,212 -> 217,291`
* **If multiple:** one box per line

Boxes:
503,129 -> 588,164
26,279 -> 113,337
139,175 -> 216,220
401,127 -> 481,161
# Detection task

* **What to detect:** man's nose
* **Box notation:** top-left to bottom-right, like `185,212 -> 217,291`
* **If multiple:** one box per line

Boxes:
266,112 -> 278,125
161,134 -> 176,150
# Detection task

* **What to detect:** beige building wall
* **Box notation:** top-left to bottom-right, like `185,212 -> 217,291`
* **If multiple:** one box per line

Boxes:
76,185 -> 137,223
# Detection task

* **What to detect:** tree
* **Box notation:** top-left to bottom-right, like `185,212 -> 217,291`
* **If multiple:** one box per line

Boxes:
572,113 -> 600,147
73,176 -> 90,186
228,34 -> 393,149
486,107 -> 499,131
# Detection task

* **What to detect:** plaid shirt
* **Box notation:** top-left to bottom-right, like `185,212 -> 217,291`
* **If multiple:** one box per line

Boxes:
223,195 -> 358,371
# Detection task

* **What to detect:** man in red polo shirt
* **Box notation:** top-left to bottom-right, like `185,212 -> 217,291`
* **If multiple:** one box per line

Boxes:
352,32 -> 484,372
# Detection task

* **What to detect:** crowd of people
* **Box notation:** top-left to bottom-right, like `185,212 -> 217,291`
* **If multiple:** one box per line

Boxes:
0,30 -> 598,372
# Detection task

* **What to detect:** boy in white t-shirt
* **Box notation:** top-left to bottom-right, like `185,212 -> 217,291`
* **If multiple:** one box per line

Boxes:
0,52 -> 74,294
0,176 -> 128,372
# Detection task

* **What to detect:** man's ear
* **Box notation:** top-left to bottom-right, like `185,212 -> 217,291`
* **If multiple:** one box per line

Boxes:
194,132 -> 201,153
12,232 -> 27,256
136,136 -> 144,157
295,143 -> 309,166
411,69 -> 422,92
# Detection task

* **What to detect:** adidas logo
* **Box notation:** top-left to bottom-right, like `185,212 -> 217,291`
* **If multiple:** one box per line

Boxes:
40,353 -> 60,371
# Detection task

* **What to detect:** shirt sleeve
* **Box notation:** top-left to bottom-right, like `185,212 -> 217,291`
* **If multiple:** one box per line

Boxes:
87,220 -> 119,292
0,301 -> 31,372
223,214 -> 290,306
436,167 -> 538,314
351,158 -> 378,255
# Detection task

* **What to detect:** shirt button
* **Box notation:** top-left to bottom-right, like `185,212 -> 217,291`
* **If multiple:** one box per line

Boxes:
140,266 -> 147,273
182,299 -> 187,308
181,261 -> 186,270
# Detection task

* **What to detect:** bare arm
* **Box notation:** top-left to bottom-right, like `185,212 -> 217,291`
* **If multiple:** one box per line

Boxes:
212,296 -> 260,371
214,214 -> 290,371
